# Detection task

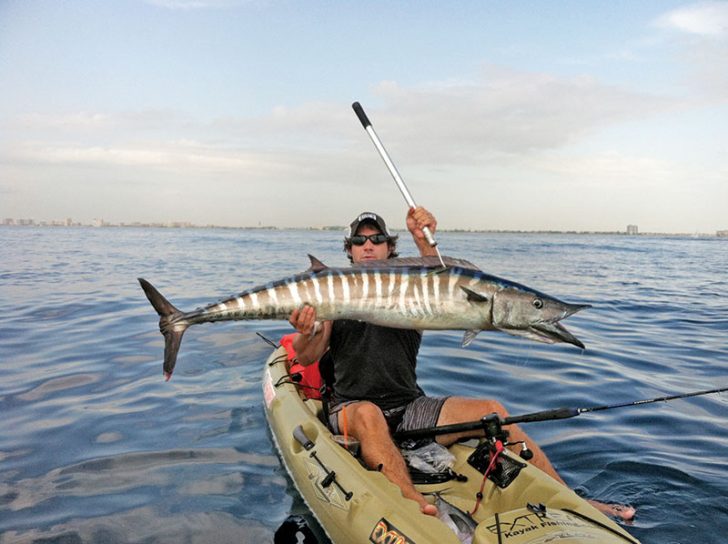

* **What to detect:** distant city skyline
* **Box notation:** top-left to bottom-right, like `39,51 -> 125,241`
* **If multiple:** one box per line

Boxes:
1,1 -> 727,233
5,215 -> 728,237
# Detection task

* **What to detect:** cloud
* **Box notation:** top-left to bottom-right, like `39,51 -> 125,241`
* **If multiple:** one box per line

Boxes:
656,2 -> 728,37
654,3 -> 728,99
10,110 -> 193,141
4,141 -> 295,181
16,112 -> 112,129
5,67 -> 679,176
208,67 -> 681,168
0,65 -> 717,230
366,66 -> 678,165
537,152 -> 675,186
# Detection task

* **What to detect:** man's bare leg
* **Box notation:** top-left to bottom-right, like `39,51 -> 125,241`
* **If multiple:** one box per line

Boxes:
340,401 -> 437,516
436,397 -> 636,521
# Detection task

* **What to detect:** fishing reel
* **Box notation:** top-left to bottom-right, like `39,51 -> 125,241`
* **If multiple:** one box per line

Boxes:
466,414 -> 527,489
474,413 -> 533,460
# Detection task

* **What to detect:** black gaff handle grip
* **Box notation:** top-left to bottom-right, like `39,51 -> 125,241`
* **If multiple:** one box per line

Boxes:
352,101 -> 371,128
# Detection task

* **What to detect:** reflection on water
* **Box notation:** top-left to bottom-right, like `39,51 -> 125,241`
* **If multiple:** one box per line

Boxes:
2,508 -> 273,544
3,447 -> 277,512
1,228 -> 727,543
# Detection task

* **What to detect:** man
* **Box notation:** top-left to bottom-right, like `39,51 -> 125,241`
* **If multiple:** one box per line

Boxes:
289,207 -> 634,520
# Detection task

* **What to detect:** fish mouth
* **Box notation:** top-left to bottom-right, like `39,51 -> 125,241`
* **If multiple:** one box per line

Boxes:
529,302 -> 590,348
495,301 -> 590,348
561,303 -> 591,319
498,321 -> 586,349
530,321 -> 585,349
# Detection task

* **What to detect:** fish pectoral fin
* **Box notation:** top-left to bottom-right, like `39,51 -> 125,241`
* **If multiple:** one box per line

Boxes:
307,254 -> 329,273
460,286 -> 488,303
461,329 -> 481,347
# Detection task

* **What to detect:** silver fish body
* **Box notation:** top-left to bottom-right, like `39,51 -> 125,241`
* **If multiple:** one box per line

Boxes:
139,255 -> 589,379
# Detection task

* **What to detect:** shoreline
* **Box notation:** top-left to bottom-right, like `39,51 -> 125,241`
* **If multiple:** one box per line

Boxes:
1,222 -> 726,238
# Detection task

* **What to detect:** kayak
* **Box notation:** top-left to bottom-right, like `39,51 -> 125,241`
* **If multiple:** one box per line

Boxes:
263,346 -> 640,543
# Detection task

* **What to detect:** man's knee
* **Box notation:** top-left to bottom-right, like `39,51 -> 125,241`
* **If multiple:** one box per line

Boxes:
345,401 -> 386,433
489,399 -> 509,417
444,396 -> 510,420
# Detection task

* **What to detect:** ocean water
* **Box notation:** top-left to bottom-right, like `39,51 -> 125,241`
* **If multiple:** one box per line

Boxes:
1,227 -> 727,543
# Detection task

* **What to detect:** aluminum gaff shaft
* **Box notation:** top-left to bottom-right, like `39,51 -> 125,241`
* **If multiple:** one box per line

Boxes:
352,101 -> 445,268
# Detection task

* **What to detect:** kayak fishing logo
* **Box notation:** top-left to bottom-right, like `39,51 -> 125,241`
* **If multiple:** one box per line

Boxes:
485,510 -> 595,540
369,518 -> 415,544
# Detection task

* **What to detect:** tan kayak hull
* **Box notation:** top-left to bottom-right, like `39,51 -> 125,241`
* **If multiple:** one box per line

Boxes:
263,347 -> 640,544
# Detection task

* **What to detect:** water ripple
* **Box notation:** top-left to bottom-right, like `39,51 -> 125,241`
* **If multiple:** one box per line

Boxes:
1,228 -> 727,542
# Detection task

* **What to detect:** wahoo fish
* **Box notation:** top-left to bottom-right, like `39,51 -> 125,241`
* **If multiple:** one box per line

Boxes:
139,255 -> 590,380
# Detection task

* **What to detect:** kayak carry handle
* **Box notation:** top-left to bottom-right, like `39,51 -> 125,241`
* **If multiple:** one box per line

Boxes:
293,425 -> 315,450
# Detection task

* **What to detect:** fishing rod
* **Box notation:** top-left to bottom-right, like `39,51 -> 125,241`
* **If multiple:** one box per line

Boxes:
352,101 -> 446,269
394,385 -> 728,441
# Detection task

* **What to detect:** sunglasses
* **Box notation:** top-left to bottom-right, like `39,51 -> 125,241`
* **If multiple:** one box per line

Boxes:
349,233 -> 390,246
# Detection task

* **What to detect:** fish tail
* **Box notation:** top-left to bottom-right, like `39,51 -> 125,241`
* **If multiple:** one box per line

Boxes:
138,278 -> 187,381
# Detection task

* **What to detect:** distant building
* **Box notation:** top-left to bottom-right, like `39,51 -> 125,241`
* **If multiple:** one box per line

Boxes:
717,230 -> 728,238
627,224 -> 639,235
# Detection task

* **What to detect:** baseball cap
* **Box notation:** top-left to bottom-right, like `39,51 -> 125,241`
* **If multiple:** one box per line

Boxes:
346,212 -> 393,239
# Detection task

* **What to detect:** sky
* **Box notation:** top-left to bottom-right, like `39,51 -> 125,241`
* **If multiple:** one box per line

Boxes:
1,0 -> 727,233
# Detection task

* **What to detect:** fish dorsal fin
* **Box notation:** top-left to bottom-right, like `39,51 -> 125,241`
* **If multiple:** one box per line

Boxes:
353,256 -> 481,271
307,254 -> 329,273
462,329 -> 480,347
460,286 -> 488,303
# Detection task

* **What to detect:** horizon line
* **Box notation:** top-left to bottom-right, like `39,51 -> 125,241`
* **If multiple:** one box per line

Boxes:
3,218 -> 727,238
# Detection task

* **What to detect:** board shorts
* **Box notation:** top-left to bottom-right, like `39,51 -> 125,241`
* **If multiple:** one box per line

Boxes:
327,395 -> 449,441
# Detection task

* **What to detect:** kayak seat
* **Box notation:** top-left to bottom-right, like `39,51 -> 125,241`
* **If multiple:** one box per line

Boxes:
326,434 -> 460,484
290,343 -> 462,485
401,442 -> 464,484
279,334 -> 323,400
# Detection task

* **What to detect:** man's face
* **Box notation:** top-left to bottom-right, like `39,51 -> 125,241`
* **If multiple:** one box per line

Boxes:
349,224 -> 390,263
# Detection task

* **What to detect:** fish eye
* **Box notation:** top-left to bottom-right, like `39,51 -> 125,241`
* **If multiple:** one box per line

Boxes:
532,298 -> 543,309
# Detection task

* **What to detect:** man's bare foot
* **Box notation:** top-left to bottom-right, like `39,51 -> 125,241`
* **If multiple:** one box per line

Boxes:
421,503 -> 438,516
588,499 -> 636,521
